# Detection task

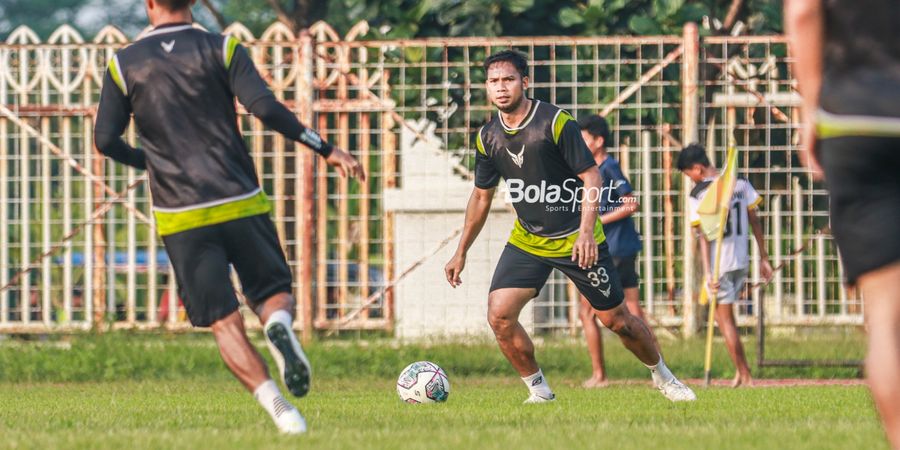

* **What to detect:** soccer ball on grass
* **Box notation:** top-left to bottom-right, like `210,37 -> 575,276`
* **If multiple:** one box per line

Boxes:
396,361 -> 450,403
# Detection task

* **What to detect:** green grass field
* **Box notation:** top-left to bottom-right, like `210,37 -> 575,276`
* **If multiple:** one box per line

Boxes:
0,331 -> 882,449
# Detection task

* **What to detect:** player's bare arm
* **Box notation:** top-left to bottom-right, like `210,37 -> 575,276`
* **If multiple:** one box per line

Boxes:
785,0 -> 825,180
445,186 -> 495,287
748,208 -> 774,281
695,225 -> 719,292
572,166 -> 602,269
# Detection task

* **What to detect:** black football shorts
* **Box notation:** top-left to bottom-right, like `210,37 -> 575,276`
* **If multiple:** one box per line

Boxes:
162,214 -> 293,327
489,242 -> 624,311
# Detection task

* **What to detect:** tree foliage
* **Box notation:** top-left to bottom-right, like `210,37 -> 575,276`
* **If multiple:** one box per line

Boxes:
201,0 -> 782,38
0,0 -> 783,41
0,0 -> 85,38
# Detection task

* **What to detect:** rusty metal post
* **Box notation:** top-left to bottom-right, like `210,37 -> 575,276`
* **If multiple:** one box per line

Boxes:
680,23 -> 700,336
297,32 -> 315,341
662,124 -> 676,316
92,139 -> 106,329
316,111 -> 329,329
357,46 -> 372,320
336,45 -> 350,321
382,71 -> 397,333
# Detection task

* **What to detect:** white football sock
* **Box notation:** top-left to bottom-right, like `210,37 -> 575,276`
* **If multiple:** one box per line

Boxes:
253,379 -> 306,434
645,355 -> 676,387
521,369 -> 554,398
265,309 -> 293,329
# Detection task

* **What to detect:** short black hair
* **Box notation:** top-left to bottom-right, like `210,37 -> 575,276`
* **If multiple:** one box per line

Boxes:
156,0 -> 192,11
676,143 -> 711,171
577,114 -> 611,146
483,50 -> 528,78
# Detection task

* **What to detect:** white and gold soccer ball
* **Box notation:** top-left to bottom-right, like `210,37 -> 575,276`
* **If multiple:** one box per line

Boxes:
396,361 -> 450,404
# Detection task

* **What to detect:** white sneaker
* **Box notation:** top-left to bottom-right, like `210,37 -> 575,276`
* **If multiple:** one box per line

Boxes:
265,321 -> 312,397
657,377 -> 697,402
271,397 -> 307,434
523,393 -> 556,404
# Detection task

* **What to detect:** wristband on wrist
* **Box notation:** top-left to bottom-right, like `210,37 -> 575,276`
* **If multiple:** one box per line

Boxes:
299,128 -> 333,157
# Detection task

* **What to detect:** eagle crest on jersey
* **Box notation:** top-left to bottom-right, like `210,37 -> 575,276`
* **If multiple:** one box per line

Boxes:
506,145 -> 525,168
472,99 -> 606,257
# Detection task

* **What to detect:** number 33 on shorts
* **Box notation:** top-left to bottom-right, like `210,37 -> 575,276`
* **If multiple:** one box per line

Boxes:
587,266 -> 612,297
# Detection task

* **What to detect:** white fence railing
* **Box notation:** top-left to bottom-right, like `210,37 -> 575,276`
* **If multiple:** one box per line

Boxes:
0,22 -> 861,335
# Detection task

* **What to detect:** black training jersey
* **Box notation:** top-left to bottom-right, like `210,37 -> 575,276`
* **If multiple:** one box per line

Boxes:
474,100 -> 603,255
96,23 -> 266,210
95,23 -> 332,236
820,0 -> 900,120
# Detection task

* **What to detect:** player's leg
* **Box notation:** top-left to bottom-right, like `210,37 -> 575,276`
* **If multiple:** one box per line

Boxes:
258,293 -> 311,398
210,310 -> 269,390
556,243 -> 695,401
714,303 -> 752,387
488,244 -> 555,402
617,255 -> 660,350
488,287 -> 541,376
578,295 -> 607,387
223,215 -> 310,398
819,136 -> 900,448
859,262 -> 900,449
164,225 -> 305,434
209,310 -> 305,434
594,304 -> 658,366
714,270 -> 752,387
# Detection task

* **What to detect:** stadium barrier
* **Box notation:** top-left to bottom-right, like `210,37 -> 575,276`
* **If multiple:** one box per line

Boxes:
0,22 -> 861,335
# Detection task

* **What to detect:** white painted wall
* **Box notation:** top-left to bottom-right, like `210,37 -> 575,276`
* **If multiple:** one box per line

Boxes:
385,119 -> 534,338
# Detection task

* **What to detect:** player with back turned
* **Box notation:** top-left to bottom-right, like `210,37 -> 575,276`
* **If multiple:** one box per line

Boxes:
93,0 -> 365,434
786,0 -> 900,446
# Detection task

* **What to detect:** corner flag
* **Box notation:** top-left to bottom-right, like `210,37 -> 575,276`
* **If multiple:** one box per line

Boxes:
701,142 -> 738,386
696,145 -> 738,241
697,144 -> 738,306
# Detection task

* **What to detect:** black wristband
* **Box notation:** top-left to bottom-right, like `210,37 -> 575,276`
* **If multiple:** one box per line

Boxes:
318,142 -> 334,158
299,128 -> 332,157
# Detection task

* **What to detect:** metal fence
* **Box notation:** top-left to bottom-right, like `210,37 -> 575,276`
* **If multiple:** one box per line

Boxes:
0,21 -> 860,335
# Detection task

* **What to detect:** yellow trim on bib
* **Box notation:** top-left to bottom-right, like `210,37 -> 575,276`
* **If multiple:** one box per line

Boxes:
154,190 -> 272,236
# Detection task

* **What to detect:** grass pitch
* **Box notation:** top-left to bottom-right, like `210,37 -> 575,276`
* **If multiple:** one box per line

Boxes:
0,379 -> 883,450
0,331 -> 880,449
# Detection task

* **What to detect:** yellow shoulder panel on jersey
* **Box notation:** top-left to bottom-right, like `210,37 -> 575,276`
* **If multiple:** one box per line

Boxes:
552,109 -> 574,145
108,55 -> 127,95
223,35 -> 241,70
475,126 -> 487,155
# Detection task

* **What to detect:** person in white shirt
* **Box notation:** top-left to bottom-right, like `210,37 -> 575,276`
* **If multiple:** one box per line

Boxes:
678,144 -> 773,387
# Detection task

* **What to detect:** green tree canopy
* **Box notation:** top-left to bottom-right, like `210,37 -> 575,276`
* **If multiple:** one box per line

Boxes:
0,0 -> 783,41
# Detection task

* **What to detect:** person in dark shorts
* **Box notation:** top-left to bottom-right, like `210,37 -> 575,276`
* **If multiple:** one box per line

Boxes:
443,50 -> 694,403
94,0 -> 364,435
575,114 -> 657,388
787,0 -> 900,446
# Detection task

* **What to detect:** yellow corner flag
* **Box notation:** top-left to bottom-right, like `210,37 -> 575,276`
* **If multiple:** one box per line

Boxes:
696,145 -> 738,241
697,145 -> 738,306
701,142 -> 739,386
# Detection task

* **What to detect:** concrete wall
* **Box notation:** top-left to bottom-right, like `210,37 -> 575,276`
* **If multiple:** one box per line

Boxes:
384,119 -> 533,338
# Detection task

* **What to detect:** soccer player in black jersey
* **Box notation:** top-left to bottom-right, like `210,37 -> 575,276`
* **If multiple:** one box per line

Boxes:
787,0 -> 900,446
94,0 -> 364,434
444,50 -> 694,403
